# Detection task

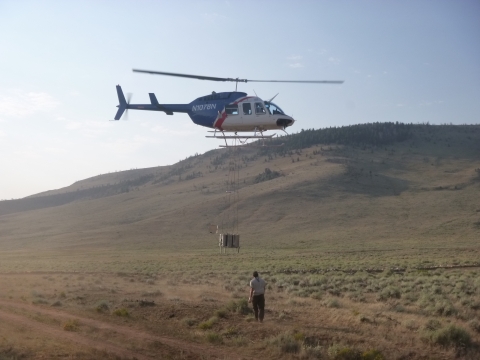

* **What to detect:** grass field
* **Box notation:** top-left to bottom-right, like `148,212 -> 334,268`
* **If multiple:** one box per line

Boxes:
0,124 -> 479,359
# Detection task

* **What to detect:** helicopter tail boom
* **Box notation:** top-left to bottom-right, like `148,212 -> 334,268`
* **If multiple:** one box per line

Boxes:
113,85 -> 191,120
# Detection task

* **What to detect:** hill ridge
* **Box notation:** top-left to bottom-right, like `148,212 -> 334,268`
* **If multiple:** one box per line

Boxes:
1,123 -> 479,218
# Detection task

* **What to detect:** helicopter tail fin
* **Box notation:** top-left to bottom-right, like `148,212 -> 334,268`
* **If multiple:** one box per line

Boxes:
149,93 -> 159,105
114,85 -> 127,120
148,93 -> 173,115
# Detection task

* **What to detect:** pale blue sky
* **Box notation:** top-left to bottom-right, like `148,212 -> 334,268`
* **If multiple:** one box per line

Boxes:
1,0 -> 479,199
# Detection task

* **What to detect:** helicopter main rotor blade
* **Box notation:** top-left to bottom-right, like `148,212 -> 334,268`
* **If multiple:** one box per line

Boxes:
248,80 -> 344,84
132,69 -> 247,83
132,69 -> 344,84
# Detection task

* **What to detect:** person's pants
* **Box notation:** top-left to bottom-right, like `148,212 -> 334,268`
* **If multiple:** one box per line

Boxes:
252,294 -> 265,321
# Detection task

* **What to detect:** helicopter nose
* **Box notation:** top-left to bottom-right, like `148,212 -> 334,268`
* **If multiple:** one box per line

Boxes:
276,118 -> 295,128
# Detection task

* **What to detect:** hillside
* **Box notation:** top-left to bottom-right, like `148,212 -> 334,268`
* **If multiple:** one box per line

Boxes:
1,123 -> 480,360
0,123 -> 479,256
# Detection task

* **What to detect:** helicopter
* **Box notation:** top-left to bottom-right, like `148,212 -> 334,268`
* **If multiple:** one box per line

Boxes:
114,70 -> 343,146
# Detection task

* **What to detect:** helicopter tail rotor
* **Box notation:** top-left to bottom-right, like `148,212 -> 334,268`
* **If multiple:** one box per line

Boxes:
124,92 -> 133,121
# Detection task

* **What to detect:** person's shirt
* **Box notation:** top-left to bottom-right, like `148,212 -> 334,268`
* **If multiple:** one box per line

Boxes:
250,277 -> 266,295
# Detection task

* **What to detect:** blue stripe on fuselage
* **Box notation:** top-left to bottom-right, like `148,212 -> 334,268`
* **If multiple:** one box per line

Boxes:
187,92 -> 247,128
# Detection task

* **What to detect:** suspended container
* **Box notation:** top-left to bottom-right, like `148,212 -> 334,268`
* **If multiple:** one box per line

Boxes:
218,233 -> 240,253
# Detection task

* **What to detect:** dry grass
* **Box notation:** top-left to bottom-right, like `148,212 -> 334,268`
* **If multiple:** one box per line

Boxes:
0,267 -> 478,358
0,125 -> 479,358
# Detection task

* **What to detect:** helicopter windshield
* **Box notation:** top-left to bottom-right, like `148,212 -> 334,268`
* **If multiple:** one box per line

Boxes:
264,102 -> 285,115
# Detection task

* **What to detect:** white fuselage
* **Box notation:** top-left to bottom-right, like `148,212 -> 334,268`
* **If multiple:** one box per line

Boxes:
213,96 -> 295,132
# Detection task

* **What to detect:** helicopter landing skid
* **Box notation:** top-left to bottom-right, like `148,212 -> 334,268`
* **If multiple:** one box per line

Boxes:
218,143 -> 284,148
206,129 -> 282,148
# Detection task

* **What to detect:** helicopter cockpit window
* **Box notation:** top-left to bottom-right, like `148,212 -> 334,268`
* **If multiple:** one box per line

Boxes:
225,104 -> 238,115
264,102 -> 285,115
255,102 -> 266,115
243,103 -> 252,115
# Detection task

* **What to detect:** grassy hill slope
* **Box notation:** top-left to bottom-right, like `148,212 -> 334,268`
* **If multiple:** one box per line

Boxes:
0,123 -> 479,257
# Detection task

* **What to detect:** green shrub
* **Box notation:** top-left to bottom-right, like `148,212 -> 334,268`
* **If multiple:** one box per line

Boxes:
293,332 -> 305,341
434,301 -> 456,316
235,298 -> 251,314
222,327 -> 238,337
205,332 -> 223,344
254,168 -> 282,183
470,301 -> 480,310
198,321 -> 213,330
267,332 -> 301,354
215,309 -> 227,318
326,299 -> 341,308
348,291 -> 366,302
113,308 -> 129,317
198,316 -> 218,330
359,315 -> 372,323
404,320 -> 418,331
63,319 -> 79,331
425,325 -> 472,349
301,345 -> 323,359
377,286 -> 401,301
280,339 -> 301,354
403,291 -> 419,303
361,349 -> 385,360
328,346 -> 361,360
182,318 -> 196,327
468,319 -> 480,333
391,303 -> 405,313
95,300 -> 109,313
31,290 -> 44,298
297,289 -> 310,298
232,336 -> 247,346
225,299 -> 251,315
424,319 -> 441,331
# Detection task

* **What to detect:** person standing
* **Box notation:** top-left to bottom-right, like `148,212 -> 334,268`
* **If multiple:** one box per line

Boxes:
249,271 -> 266,322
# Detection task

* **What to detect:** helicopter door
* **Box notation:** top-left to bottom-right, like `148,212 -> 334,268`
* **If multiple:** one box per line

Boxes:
246,102 -> 266,128
255,102 -> 266,116
240,102 -> 253,129
242,102 -> 252,116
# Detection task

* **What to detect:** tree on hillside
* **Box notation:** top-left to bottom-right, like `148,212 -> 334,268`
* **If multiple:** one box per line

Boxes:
257,122 -> 414,156
254,168 -> 282,183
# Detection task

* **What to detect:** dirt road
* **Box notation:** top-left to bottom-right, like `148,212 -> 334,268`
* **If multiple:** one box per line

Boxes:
0,299 -> 238,359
